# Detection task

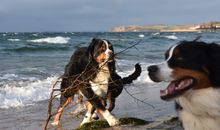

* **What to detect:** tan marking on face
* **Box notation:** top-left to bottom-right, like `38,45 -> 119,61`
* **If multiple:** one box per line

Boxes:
171,68 -> 211,89
96,52 -> 107,63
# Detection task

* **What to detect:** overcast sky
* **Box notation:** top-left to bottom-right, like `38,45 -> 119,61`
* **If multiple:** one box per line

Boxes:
1,0 -> 220,32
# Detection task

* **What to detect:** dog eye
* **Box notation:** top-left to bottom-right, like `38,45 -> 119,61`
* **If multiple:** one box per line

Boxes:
101,46 -> 106,51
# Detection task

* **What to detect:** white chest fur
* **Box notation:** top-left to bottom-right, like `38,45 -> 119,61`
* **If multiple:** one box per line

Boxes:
176,88 -> 220,130
89,65 -> 110,98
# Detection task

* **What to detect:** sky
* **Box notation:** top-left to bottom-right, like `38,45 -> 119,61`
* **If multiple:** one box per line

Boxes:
0,0 -> 220,32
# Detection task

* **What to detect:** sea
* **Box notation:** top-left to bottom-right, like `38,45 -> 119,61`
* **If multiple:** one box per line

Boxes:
0,31 -> 220,129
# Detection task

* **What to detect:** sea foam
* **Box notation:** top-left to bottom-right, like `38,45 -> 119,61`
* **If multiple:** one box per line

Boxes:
0,76 -> 59,109
7,39 -> 21,42
27,36 -> 70,44
138,34 -> 145,38
117,61 -> 154,84
152,32 -> 160,36
164,35 -> 178,40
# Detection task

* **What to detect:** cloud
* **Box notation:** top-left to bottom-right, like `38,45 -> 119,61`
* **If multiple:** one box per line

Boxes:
0,0 -> 220,32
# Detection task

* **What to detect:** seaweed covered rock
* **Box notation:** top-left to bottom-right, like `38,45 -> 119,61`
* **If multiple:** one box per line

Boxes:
76,117 -> 149,130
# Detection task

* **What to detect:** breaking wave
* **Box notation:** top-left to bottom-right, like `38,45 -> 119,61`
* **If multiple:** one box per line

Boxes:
7,39 -> 21,42
164,35 -> 178,40
27,36 -> 70,44
0,75 -> 59,109
138,34 -> 145,38
151,34 -> 178,40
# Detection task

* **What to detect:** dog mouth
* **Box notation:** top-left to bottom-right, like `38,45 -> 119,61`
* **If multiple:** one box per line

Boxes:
107,55 -> 114,62
160,77 -> 195,100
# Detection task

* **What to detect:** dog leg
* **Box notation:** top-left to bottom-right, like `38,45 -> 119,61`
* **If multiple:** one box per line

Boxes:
97,109 -> 120,126
72,94 -> 85,114
51,97 -> 72,126
77,94 -> 83,104
108,98 -> 115,112
80,101 -> 95,126
91,99 -> 108,120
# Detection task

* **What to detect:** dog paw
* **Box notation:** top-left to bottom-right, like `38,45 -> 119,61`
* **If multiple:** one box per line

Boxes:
80,115 -> 92,126
101,110 -> 120,126
107,118 -> 120,126
51,121 -> 59,126
92,111 -> 99,120
92,112 -> 99,120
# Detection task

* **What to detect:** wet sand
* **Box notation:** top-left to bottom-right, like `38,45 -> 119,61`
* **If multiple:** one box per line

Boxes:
0,82 -> 183,130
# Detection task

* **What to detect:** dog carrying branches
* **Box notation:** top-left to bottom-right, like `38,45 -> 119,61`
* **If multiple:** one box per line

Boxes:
43,38 -> 145,130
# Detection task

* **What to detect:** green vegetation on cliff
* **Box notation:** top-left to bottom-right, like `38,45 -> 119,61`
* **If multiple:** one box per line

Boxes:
111,21 -> 220,32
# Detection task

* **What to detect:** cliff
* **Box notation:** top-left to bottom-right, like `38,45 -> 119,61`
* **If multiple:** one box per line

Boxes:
111,21 -> 220,32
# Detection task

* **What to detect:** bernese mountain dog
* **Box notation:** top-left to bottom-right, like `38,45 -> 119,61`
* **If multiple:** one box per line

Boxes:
148,40 -> 220,130
51,38 -> 141,127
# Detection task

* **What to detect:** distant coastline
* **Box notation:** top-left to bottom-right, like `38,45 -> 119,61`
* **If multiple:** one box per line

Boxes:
110,21 -> 220,32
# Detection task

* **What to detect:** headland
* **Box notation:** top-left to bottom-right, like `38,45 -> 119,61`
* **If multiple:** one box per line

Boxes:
111,21 -> 220,32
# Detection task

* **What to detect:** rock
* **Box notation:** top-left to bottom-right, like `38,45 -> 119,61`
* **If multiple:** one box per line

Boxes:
76,116 -> 183,130
76,117 -> 149,130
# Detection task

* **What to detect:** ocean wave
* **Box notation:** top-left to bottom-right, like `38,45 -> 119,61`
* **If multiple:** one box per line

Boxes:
0,74 -> 19,81
4,46 -> 69,52
0,76 -> 59,109
7,38 -> 21,42
138,34 -> 145,38
0,73 -> 38,82
152,32 -> 160,36
164,35 -> 178,40
118,69 -> 153,85
117,60 -> 154,84
32,33 -> 38,37
27,36 -> 70,44
151,35 -> 178,40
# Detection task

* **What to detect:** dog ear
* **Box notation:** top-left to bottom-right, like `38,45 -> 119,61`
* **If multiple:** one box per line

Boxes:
86,38 -> 97,61
207,43 -> 220,86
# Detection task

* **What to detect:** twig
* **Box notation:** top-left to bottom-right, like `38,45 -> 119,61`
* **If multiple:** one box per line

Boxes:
43,76 -> 62,130
124,87 -> 155,109
114,39 -> 143,56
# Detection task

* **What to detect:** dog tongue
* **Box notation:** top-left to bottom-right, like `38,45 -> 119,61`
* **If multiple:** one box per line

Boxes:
160,82 -> 176,97
160,78 -> 193,99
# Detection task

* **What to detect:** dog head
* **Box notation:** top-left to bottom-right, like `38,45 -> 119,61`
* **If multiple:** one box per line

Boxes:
87,38 -> 114,63
148,40 -> 220,100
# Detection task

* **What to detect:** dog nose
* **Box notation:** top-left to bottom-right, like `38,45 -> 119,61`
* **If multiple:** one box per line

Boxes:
108,51 -> 113,57
148,65 -> 158,73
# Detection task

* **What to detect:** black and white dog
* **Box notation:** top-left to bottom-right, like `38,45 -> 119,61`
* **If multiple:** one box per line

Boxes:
148,40 -> 220,130
51,38 -> 141,127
